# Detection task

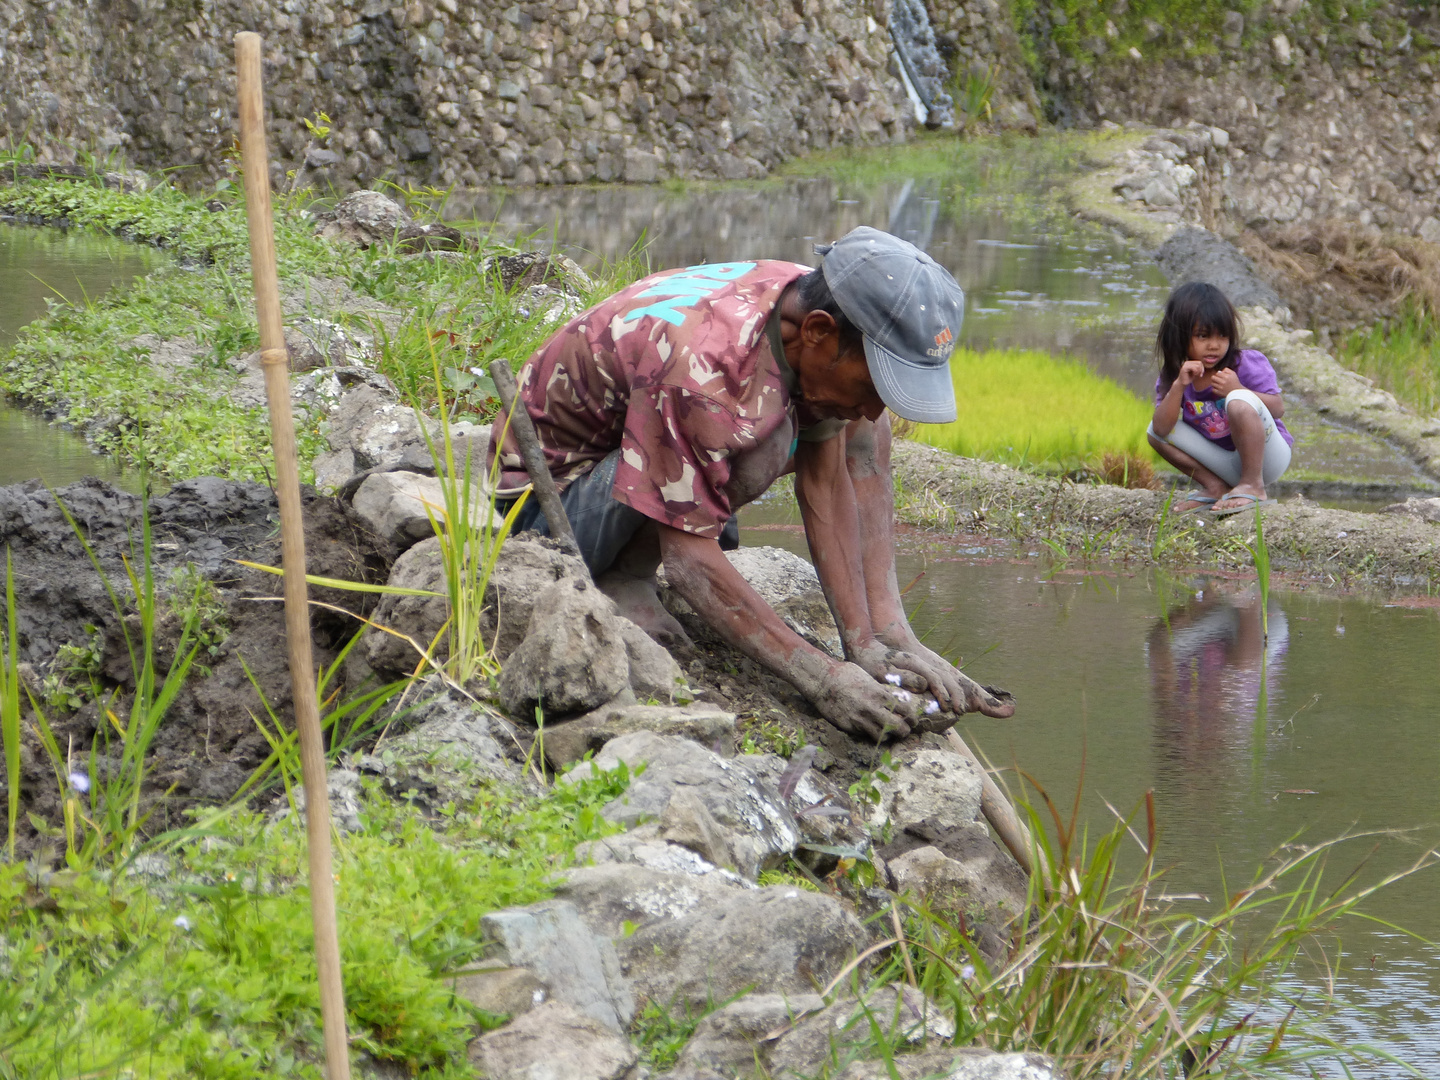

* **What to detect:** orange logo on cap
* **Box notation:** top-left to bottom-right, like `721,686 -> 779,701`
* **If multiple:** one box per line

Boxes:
933,327 -> 953,347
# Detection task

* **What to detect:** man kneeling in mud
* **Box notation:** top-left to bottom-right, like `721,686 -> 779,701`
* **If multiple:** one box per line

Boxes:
489,227 -> 1014,741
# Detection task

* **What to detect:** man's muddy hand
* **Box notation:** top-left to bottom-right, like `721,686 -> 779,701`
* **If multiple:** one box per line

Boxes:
855,642 -> 1015,719
809,661 -> 921,742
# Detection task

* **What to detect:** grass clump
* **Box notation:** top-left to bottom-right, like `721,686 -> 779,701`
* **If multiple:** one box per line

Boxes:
863,788 -> 1436,1079
1338,304 -> 1440,416
910,346 -> 1154,470
0,767 -> 632,1079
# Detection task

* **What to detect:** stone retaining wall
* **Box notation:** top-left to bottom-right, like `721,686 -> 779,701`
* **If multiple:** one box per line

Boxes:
1028,3 -> 1440,246
1,0 -> 1042,190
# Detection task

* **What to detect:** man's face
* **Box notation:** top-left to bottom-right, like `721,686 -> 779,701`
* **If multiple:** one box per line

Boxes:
793,313 -> 886,422
801,347 -> 886,422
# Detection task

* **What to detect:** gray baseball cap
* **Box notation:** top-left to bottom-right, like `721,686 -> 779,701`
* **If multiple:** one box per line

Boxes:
815,226 -> 962,424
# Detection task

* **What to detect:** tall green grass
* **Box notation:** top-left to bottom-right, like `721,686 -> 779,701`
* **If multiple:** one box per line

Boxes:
1337,304 -> 1440,417
910,346 -> 1154,469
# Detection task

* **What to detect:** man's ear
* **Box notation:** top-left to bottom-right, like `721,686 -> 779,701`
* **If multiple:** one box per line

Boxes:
798,308 -> 838,348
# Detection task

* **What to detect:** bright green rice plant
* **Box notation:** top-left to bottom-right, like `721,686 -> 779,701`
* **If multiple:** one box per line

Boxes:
877,783 -> 1435,1078
417,361 -> 528,689
911,347 -> 1154,470
1338,303 -> 1440,417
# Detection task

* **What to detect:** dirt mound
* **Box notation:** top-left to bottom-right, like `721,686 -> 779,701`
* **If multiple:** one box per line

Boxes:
1237,220 -> 1440,336
1156,226 -> 1284,313
1,477 -> 392,855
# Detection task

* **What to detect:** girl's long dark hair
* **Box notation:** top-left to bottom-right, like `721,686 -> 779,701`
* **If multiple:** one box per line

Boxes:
1155,281 -> 1242,392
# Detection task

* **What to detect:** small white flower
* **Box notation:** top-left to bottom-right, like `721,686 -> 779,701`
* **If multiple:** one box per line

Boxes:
1337,531 -> 1348,539
173,915 -> 192,931
67,772 -> 90,794
891,689 -> 912,703
961,963 -> 976,980
1195,590 -> 1204,600
884,673 -> 903,686
925,699 -> 941,716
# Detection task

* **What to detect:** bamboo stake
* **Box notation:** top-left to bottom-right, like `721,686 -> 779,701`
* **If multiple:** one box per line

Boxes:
944,728 -> 1049,881
234,32 -> 351,1080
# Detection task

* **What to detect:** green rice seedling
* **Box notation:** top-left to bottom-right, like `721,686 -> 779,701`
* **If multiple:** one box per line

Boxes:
875,781 -> 1436,1079
23,480 -> 203,866
1248,505 -> 1272,641
911,347 -> 1154,470
1338,303 -> 1440,416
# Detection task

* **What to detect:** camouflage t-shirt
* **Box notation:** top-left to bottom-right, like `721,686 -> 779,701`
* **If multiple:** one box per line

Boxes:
491,260 -> 815,538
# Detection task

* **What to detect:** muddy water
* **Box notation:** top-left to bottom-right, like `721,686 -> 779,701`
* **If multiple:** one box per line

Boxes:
742,502 -> 1440,1074
443,178 -> 1171,396
444,178 -> 1432,491
0,225 -> 156,489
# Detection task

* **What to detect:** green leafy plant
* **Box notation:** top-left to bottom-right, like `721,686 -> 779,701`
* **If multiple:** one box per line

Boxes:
848,752 -> 894,818
39,625 -> 103,712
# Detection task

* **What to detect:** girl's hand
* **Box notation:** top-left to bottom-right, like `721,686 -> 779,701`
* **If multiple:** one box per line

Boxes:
1177,360 -> 1205,386
1210,367 -> 1242,395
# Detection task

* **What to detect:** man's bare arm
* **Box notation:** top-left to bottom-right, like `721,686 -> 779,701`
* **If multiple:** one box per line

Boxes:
845,414 -> 1016,719
792,432 -> 888,660
658,525 -> 917,741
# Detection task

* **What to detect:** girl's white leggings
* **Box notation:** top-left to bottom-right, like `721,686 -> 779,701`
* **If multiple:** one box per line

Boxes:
1147,388 -> 1292,488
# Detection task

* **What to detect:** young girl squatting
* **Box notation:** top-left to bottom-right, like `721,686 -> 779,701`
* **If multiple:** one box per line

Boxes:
1148,281 -> 1293,515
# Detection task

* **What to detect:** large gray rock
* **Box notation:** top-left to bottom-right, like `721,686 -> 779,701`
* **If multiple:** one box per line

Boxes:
558,862 -> 746,939
381,680 -> 529,795
317,190 -> 412,247
768,985 -> 957,1079
832,1049 -> 1060,1079
498,578 -> 631,720
364,533 -> 589,678
469,1001 -> 637,1080
889,845 -> 1025,930
350,469 -> 501,551
620,884 -> 869,1014
364,537 -> 449,676
327,384 -> 437,470
673,992 -> 825,1076
481,900 -> 634,1033
543,703 -> 736,771
744,752 -> 869,875
449,962 -> 546,1019
563,732 -> 800,880
485,535 -> 590,661
616,617 -> 691,704
868,747 -> 985,835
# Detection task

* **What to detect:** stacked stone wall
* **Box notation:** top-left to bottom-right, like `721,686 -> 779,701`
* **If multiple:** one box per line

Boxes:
1025,3 -> 1440,246
1,0 -> 935,189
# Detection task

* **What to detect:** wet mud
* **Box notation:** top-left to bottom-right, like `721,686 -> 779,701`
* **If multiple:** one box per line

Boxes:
1,477 -> 392,855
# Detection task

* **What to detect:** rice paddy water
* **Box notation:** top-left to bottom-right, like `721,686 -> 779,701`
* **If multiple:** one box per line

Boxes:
0,225 -> 155,488
740,500 -> 1440,1077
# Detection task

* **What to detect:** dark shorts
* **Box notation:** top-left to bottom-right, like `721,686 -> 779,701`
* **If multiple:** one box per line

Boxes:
500,449 -> 738,576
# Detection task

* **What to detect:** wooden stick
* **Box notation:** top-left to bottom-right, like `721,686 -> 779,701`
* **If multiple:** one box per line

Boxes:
488,359 -> 582,558
944,728 -> 1049,880
234,32 -> 351,1080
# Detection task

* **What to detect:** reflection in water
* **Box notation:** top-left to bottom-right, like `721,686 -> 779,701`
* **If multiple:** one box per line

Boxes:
441,177 -> 1172,396
1148,588 -> 1288,790
0,225 -> 156,489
